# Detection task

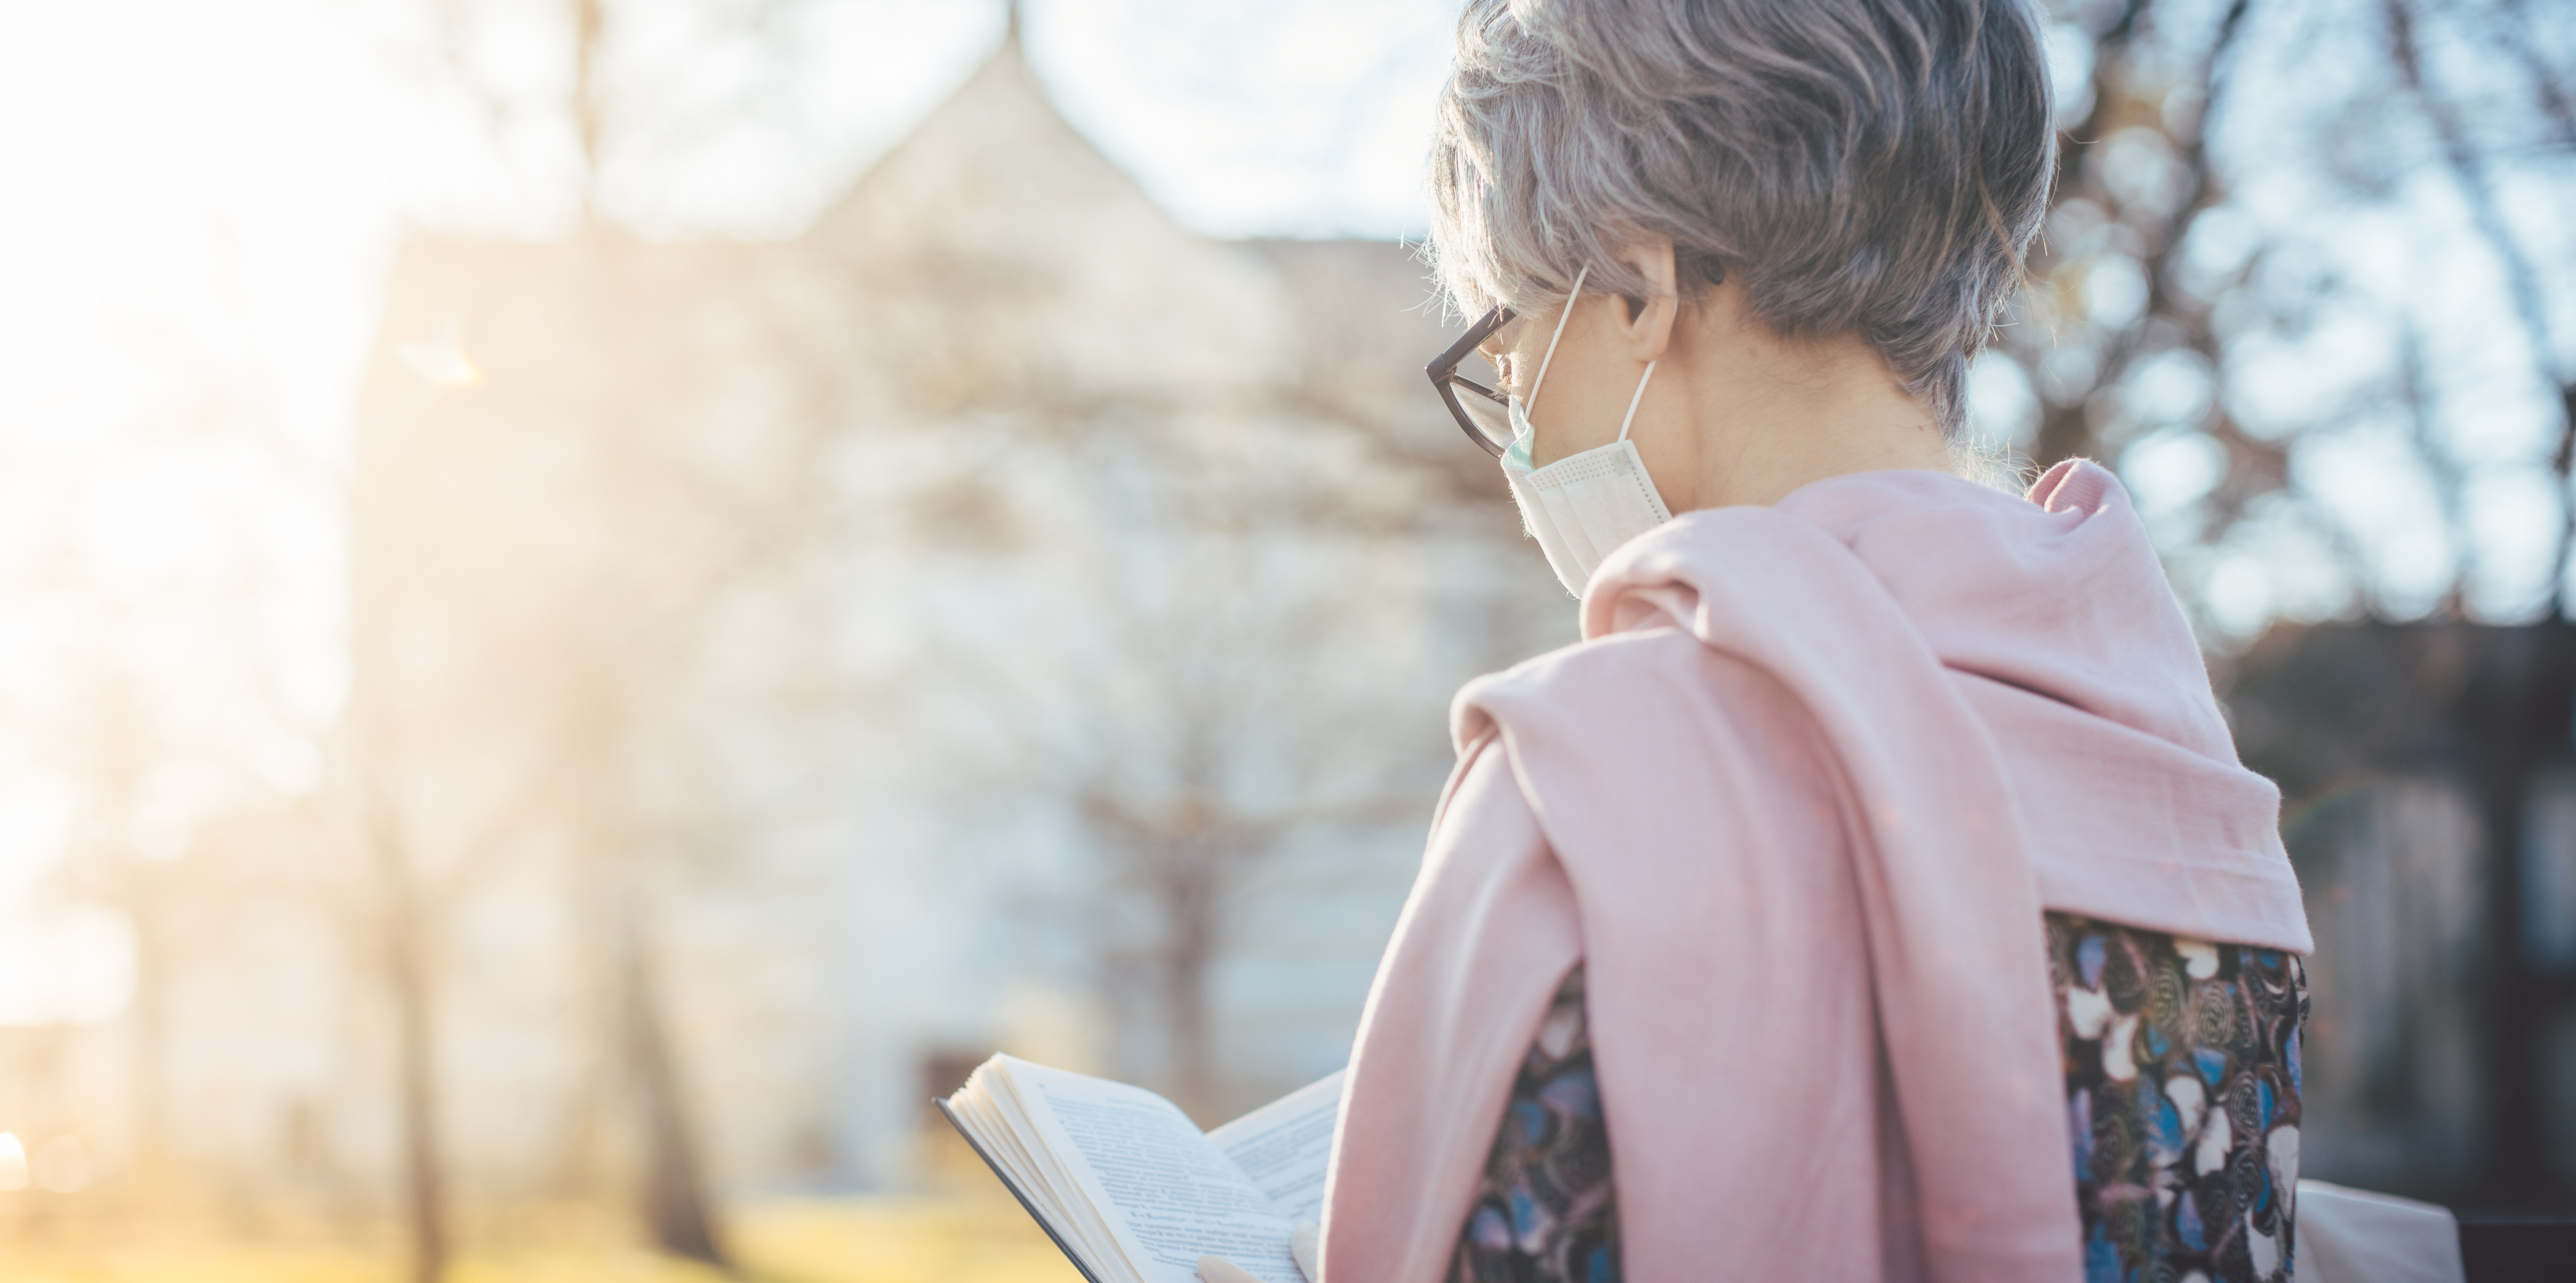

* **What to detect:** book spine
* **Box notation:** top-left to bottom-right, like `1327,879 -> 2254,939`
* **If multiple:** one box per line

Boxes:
934,1096 -> 1112,1283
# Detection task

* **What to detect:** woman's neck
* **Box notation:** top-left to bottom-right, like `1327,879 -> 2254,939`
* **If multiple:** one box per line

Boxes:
1655,305 -> 1954,512
1507,269 -> 1958,511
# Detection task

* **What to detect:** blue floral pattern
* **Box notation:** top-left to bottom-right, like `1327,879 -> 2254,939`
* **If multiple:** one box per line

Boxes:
1446,916 -> 2307,1283
1447,965 -> 1618,1283
2052,913 -> 2309,1283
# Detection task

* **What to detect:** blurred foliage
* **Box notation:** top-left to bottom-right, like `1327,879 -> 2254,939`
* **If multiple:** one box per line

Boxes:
2003,0 -> 2575,633
7,0 -> 2575,1274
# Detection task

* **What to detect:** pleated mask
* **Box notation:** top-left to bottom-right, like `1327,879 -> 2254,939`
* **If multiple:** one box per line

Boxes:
1499,267 -> 1674,598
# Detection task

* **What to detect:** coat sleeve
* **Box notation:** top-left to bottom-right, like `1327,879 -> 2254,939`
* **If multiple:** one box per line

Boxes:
1316,732 -> 1584,1283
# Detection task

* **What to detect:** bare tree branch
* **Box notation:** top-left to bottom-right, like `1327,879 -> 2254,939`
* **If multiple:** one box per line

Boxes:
2384,0 -> 2575,611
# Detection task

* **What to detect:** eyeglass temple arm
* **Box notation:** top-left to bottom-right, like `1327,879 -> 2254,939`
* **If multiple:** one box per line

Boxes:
1425,305 -> 1515,387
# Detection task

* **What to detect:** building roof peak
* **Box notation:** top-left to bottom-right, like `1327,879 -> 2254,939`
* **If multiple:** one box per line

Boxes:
803,2 -> 1175,256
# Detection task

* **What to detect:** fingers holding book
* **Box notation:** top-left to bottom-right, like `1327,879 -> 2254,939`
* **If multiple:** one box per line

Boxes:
1199,1219 -> 1318,1283
1197,1255 -> 1264,1283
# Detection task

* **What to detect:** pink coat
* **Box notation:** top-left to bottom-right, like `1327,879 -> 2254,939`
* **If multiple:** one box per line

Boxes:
1317,461 -> 2310,1282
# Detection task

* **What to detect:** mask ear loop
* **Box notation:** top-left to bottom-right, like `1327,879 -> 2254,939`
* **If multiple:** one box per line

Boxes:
1523,264 -> 1590,417
1616,361 -> 1657,442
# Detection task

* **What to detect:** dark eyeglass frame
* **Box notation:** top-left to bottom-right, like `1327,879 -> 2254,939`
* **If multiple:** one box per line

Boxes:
1425,304 -> 1518,458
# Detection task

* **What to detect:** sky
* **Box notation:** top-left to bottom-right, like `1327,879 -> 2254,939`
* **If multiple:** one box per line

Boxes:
0,0 -> 1467,1025
0,0 -> 1461,461
0,0 -> 2570,1022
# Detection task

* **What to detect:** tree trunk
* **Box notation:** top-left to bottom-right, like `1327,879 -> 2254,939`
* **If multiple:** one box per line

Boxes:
2462,622 -> 2576,1205
125,882 -> 167,1183
2553,383 -> 2574,617
619,912 -> 729,1266
372,814 -> 449,1283
1163,893 -> 1217,1120
91,680 -> 169,1184
1153,836 -> 1228,1122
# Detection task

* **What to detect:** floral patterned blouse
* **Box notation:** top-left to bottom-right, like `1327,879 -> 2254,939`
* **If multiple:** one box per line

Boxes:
1444,914 -> 2309,1283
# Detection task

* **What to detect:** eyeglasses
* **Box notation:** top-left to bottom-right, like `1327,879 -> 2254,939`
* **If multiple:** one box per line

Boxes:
1425,305 -> 1518,458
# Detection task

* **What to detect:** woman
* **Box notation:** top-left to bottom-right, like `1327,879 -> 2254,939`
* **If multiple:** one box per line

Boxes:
1213,1 -> 2309,1280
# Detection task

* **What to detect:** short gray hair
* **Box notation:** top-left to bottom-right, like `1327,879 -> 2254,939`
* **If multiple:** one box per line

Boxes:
1428,0 -> 2056,435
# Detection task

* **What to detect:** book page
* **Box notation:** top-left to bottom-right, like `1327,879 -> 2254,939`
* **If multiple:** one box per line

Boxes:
1000,1058 -> 1304,1283
1205,1070 -> 1345,1224
950,1072 -> 1132,1282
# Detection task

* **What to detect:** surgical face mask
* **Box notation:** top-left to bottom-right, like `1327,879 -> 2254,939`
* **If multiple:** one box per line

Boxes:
1499,267 -> 1674,598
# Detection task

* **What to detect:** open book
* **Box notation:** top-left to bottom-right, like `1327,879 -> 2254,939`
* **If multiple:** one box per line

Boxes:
938,1055 -> 1345,1283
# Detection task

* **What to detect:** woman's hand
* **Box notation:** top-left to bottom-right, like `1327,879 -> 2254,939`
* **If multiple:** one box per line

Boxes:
1196,1220 -> 1318,1283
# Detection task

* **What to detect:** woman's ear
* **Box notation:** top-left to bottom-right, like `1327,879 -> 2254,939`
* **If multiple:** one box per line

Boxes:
1615,236 -> 1680,362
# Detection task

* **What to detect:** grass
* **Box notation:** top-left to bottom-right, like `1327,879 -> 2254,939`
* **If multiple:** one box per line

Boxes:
0,1193 -> 1083,1283
729,1198 -> 1080,1283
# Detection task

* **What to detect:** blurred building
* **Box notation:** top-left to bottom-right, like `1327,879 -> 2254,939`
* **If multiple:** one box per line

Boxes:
73,17 -> 2572,1229
2227,620 -> 2576,1206
89,31 -> 1563,1210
